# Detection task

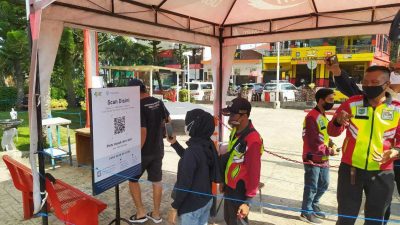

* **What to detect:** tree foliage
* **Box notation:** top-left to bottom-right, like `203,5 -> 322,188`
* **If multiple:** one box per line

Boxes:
0,1 -> 158,110
0,0 -> 28,108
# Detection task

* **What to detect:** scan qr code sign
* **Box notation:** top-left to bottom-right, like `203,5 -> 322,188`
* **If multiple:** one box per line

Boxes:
89,87 -> 141,195
114,116 -> 126,134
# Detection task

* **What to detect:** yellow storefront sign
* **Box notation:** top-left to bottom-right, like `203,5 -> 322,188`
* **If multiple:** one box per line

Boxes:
291,46 -> 336,64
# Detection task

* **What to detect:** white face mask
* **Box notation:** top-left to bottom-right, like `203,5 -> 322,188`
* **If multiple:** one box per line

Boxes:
184,120 -> 194,136
390,71 -> 400,85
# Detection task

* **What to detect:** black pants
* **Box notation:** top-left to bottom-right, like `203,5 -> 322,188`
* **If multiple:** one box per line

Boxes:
336,163 -> 394,225
383,159 -> 400,224
224,181 -> 249,225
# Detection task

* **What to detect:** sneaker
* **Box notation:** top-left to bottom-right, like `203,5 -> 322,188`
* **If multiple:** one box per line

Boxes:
300,213 -> 323,224
314,211 -> 326,219
313,206 -> 326,219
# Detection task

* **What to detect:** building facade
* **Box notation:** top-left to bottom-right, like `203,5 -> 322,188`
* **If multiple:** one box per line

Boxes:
202,49 -> 263,85
262,35 -> 391,87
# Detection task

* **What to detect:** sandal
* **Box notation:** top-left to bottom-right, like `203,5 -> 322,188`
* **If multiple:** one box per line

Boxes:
129,214 -> 148,223
146,212 -> 163,224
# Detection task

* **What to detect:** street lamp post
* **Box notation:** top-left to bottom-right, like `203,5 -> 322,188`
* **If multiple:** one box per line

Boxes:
183,51 -> 192,102
275,41 -> 281,109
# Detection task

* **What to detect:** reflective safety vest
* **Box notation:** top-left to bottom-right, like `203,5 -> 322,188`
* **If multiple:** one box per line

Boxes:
224,124 -> 264,187
329,95 -> 400,171
302,108 -> 330,162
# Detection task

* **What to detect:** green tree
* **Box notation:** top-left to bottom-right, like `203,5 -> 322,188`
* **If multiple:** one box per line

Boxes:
0,30 -> 29,108
149,40 -> 161,65
0,0 -> 26,38
51,28 -> 85,107
52,28 -> 77,106
0,0 -> 28,108
99,35 -> 153,66
173,44 -> 189,84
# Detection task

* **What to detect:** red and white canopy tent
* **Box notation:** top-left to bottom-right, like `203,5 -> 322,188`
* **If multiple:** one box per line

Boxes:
26,0 -> 399,215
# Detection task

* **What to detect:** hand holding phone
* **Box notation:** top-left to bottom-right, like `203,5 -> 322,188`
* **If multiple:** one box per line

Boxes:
165,122 -> 174,139
326,55 -> 338,66
325,55 -> 341,76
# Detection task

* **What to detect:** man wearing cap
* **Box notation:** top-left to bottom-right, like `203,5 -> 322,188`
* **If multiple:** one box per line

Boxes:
220,97 -> 264,225
326,60 -> 400,224
127,79 -> 170,224
300,88 -> 337,224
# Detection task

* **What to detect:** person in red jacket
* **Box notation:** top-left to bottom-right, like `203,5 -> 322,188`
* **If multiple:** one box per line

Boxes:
301,88 -> 337,224
221,97 -> 264,225
328,66 -> 400,225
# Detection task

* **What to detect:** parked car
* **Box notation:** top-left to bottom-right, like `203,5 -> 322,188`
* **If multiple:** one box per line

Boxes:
262,82 -> 298,101
239,83 -> 264,94
185,82 -> 214,101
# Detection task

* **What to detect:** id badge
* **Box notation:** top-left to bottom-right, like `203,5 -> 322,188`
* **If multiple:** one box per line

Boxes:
382,109 -> 394,121
355,107 -> 368,119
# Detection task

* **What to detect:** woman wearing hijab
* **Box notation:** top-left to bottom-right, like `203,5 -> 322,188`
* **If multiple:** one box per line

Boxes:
167,109 -> 221,225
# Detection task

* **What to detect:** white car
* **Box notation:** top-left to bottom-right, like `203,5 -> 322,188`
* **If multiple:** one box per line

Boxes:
185,82 -> 214,101
262,82 -> 298,102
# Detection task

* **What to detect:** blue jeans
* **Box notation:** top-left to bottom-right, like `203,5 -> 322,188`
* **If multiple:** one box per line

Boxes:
179,199 -> 213,225
301,164 -> 329,215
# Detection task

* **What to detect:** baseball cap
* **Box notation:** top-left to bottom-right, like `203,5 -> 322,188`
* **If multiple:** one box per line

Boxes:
128,78 -> 146,92
222,97 -> 251,116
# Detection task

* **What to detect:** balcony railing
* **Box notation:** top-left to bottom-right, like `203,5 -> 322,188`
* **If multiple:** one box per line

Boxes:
260,45 -> 376,57
336,45 -> 375,54
260,49 -> 292,57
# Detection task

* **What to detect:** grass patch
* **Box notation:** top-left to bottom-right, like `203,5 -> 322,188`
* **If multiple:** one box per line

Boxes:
0,108 -> 87,151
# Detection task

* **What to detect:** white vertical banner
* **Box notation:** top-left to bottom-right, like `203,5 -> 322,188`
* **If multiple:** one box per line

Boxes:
211,45 -> 236,141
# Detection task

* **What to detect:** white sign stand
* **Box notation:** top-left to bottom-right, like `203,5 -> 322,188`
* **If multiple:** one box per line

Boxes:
90,86 -> 141,225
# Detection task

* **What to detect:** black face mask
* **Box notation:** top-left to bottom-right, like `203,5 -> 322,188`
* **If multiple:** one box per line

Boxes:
323,102 -> 334,110
362,84 -> 385,99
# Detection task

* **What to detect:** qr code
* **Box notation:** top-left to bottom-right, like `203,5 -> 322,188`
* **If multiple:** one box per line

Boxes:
114,116 -> 125,135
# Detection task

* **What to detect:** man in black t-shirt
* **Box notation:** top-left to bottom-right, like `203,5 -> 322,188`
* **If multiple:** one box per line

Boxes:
128,79 -> 170,224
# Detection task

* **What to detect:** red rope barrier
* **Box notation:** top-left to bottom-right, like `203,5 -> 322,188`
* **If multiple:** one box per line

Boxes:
215,116 -> 340,168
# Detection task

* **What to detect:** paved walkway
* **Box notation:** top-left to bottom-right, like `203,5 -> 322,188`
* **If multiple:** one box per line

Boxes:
1,106 -> 400,225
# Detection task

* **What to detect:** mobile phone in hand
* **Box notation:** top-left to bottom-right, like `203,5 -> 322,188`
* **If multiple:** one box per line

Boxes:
165,122 -> 174,139
327,55 -> 338,65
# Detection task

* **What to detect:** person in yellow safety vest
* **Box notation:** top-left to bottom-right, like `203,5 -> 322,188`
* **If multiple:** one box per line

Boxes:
300,88 -> 338,224
326,58 -> 400,224
328,66 -> 400,225
220,97 -> 264,225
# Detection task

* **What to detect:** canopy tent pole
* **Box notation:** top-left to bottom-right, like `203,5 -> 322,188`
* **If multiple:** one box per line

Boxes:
34,53 -> 48,225
218,27 -> 224,141
187,55 -> 190,102
27,9 -> 48,223
84,30 -> 98,128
